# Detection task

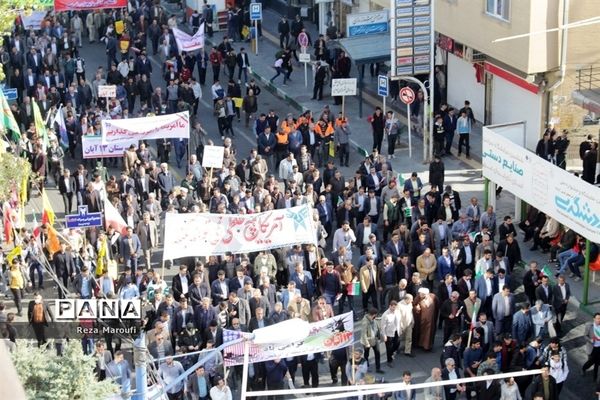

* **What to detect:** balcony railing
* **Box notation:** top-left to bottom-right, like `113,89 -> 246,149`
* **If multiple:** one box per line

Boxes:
576,65 -> 600,91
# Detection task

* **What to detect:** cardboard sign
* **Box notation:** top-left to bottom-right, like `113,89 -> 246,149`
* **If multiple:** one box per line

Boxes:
331,78 -> 358,96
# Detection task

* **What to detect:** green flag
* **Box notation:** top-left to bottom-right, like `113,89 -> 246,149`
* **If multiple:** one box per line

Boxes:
32,100 -> 49,149
0,90 -> 21,141
540,264 -> 556,284
396,173 -> 405,186
357,146 -> 369,158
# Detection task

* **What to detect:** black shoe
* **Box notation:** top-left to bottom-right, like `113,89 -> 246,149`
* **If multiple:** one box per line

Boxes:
405,353 -> 414,358
530,246 -> 538,251
386,361 -> 393,368
332,378 -> 338,384
376,369 -> 385,374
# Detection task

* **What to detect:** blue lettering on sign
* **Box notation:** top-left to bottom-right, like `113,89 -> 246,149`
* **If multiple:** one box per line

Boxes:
555,195 -> 600,228
65,212 -> 103,229
482,149 -> 524,176
348,22 -> 389,37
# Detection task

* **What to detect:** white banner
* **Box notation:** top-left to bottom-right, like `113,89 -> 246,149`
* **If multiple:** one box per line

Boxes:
482,126 -> 600,243
163,205 -> 317,259
101,111 -> 190,144
98,85 -> 116,98
222,312 -> 354,366
202,145 -> 224,169
82,136 -> 138,159
173,25 -> 205,52
20,11 -> 47,30
331,78 -> 357,96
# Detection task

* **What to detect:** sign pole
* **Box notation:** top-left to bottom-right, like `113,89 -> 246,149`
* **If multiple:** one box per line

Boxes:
583,239 -> 591,305
240,340 -> 250,399
382,94 -> 386,115
254,20 -> 258,55
342,96 -> 345,119
407,102 -> 412,159
303,47 -> 308,88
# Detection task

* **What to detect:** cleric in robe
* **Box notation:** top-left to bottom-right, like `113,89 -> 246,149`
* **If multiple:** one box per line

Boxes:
413,287 -> 439,351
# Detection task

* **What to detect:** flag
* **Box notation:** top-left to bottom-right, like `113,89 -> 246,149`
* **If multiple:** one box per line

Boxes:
357,146 -> 369,158
541,264 -> 556,284
6,246 -> 22,265
470,301 -> 480,330
19,173 -> 28,225
32,210 -> 41,238
2,204 -> 14,245
52,105 -> 68,148
46,225 -> 62,255
41,189 -> 55,226
0,90 -> 20,141
396,173 -> 405,186
32,100 -> 49,150
104,198 -> 128,235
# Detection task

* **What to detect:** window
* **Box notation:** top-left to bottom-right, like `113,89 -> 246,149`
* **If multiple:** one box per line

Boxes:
486,0 -> 510,21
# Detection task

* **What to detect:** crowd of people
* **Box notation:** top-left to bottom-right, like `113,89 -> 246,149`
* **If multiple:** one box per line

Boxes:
0,2 -> 600,400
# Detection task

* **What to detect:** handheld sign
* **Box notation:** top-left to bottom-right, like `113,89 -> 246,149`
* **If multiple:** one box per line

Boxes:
65,206 -> 103,229
331,78 -> 358,96
202,145 -> 225,169
98,85 -> 117,98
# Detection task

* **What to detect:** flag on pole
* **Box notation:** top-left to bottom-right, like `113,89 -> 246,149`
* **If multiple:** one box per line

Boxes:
470,301 -> 480,330
540,264 -> 556,284
104,198 -> 128,235
6,246 -> 22,265
46,225 -> 62,255
41,189 -> 55,226
32,100 -> 49,150
19,173 -> 28,226
2,203 -> 14,245
0,90 -> 20,141
32,210 -> 41,238
52,105 -> 69,148
357,146 -> 369,158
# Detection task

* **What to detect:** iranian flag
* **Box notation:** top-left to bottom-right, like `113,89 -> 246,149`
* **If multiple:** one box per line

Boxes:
104,198 -> 128,235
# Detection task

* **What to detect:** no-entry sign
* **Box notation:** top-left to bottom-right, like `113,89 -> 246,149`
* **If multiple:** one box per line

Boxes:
400,86 -> 415,105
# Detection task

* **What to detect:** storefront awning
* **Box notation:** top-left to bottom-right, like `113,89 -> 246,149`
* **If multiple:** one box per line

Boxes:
331,33 -> 390,65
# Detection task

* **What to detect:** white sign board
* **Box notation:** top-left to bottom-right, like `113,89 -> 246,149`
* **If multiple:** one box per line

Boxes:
202,145 -> 225,169
82,136 -> 138,159
482,125 -> 600,243
331,78 -> 358,96
299,53 -> 311,63
98,85 -> 116,98
20,11 -> 47,30
173,26 -> 205,52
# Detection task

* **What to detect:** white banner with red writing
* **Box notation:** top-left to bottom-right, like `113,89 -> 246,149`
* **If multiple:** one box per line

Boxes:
222,312 -> 354,366
101,111 -> 189,144
162,204 -> 317,259
173,25 -> 205,52
54,0 -> 127,12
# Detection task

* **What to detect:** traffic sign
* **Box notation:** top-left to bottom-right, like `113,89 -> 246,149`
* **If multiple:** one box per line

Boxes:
250,3 -> 262,21
377,75 -> 388,97
399,86 -> 415,105
298,32 -> 309,48
65,206 -> 103,229
299,53 -> 311,63
2,88 -> 17,101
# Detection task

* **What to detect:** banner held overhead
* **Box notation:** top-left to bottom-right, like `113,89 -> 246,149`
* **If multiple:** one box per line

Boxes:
54,0 -> 128,12
172,25 -> 205,52
162,204 -> 317,259
101,111 -> 189,144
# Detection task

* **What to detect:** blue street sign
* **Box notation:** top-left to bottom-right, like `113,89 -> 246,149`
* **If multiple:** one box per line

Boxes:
65,205 -> 103,229
2,88 -> 17,101
250,3 -> 262,21
378,75 -> 389,97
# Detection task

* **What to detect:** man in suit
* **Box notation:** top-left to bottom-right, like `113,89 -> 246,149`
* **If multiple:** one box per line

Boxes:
136,212 -> 158,269
287,293 -> 311,321
475,268 -> 495,317
393,370 -> 417,400
210,270 -> 229,306
157,162 -> 176,198
248,306 -> 270,332
148,334 -> 174,362
384,233 -> 404,262
73,165 -> 89,206
106,351 -> 132,396
492,285 -> 515,336
120,227 -> 142,275
53,243 -> 76,299
359,258 -> 380,311
84,183 -> 102,213
355,216 -> 378,254
457,269 -> 474,300
58,168 -> 76,215
227,292 -> 251,328
458,236 -> 476,278
236,47 -> 250,84
431,217 -> 452,255
93,340 -> 113,380
552,275 -> 570,333
535,275 -> 553,305
187,365 -> 211,400
172,264 -> 192,301
316,195 -> 334,237
248,289 -> 270,318
27,47 -> 43,74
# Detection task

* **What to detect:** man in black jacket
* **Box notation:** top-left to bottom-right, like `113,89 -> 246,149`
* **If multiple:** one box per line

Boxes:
312,62 -> 327,101
53,243 -> 76,299
172,265 -> 192,300
278,16 -> 290,49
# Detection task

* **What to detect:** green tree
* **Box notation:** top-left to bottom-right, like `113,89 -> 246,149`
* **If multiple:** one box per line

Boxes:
11,341 -> 119,400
